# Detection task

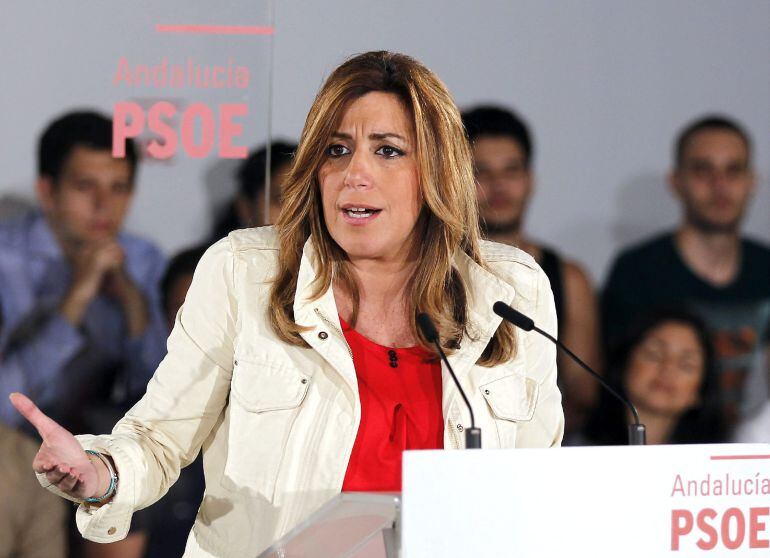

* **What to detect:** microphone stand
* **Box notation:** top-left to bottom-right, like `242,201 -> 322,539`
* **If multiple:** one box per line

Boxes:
493,301 -> 646,445
417,313 -> 482,449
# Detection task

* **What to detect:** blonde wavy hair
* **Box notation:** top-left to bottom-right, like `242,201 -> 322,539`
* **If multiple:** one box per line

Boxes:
270,50 -> 515,366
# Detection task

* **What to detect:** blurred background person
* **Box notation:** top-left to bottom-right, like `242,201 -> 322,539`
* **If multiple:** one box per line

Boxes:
0,111 -> 167,434
0,110 -> 168,558
581,307 -> 726,446
602,115 -> 770,431
462,105 -> 601,437
210,140 -> 296,241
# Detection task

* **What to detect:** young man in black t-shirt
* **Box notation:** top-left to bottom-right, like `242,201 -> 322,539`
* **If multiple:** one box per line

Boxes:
602,115 -> 770,429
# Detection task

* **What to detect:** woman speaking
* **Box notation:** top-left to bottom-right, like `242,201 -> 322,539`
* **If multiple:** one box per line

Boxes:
11,51 -> 563,557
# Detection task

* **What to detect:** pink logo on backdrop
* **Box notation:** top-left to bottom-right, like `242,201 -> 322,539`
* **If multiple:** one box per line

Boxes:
111,24 -> 273,161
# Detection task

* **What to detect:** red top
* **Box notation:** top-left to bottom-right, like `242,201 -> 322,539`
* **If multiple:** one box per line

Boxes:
340,316 -> 444,492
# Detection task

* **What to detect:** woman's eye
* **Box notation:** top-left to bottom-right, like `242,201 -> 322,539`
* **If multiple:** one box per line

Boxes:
677,359 -> 701,374
641,347 -> 663,362
375,145 -> 404,158
327,144 -> 350,158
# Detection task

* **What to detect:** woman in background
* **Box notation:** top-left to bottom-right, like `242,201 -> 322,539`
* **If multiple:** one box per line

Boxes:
582,307 -> 726,445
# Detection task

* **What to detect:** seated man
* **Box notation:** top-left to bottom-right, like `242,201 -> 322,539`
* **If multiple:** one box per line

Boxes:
602,115 -> 770,429
462,105 -> 602,436
0,110 -> 167,434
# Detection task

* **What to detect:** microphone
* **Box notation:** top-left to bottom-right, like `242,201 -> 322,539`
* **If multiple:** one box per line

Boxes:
492,301 -> 646,446
417,313 -> 481,449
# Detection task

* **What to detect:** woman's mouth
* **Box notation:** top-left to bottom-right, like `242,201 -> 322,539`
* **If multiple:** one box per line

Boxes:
344,207 -> 379,218
340,206 -> 382,224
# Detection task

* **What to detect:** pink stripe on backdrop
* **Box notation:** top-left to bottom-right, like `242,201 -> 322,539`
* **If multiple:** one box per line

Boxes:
156,24 -> 274,35
710,454 -> 770,460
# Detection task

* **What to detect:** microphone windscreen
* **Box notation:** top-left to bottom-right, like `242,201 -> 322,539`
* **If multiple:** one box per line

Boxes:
493,301 -> 535,331
416,313 -> 439,342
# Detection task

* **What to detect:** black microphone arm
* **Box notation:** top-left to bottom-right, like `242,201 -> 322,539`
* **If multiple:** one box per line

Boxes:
492,301 -> 646,446
416,313 -> 482,449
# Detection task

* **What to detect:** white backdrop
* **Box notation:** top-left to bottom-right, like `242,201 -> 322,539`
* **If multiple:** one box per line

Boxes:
2,1 -> 768,284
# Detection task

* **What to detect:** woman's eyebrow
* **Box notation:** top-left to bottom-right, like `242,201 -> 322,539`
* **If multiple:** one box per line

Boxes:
330,131 -> 408,142
370,132 -> 407,142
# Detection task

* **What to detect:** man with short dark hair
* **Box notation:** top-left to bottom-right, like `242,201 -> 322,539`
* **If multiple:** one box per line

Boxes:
602,115 -> 770,428
0,110 -> 167,432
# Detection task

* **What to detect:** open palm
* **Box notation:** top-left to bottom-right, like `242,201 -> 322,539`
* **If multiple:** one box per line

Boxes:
9,392 -> 101,500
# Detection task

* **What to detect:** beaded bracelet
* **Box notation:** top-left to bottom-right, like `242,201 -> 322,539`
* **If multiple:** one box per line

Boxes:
84,450 -> 119,504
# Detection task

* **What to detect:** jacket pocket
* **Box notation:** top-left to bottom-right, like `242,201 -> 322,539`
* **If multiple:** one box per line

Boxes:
231,358 -> 310,412
222,358 -> 310,500
479,373 -> 539,447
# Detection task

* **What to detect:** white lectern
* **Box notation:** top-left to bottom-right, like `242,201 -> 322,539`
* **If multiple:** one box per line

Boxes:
259,444 -> 770,557
403,444 -> 770,557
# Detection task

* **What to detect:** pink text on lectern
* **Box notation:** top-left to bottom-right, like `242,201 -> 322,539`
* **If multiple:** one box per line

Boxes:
671,507 -> 770,551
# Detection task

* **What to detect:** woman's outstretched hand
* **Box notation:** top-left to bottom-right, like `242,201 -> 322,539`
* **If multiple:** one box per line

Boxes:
9,392 -> 109,501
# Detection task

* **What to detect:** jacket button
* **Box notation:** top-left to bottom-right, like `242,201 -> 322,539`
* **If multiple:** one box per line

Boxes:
108,527 -> 116,535
457,424 -> 464,432
301,378 -> 308,384
484,389 -> 490,395
318,331 -> 328,340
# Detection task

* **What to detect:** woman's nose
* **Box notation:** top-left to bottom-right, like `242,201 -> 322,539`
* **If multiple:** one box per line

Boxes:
657,355 -> 679,377
343,150 -> 373,189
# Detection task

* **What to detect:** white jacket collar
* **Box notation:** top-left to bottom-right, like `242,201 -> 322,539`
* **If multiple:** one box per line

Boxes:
292,235 -> 517,369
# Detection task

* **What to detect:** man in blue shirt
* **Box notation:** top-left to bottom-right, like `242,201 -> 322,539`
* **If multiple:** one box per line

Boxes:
0,111 -> 167,433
